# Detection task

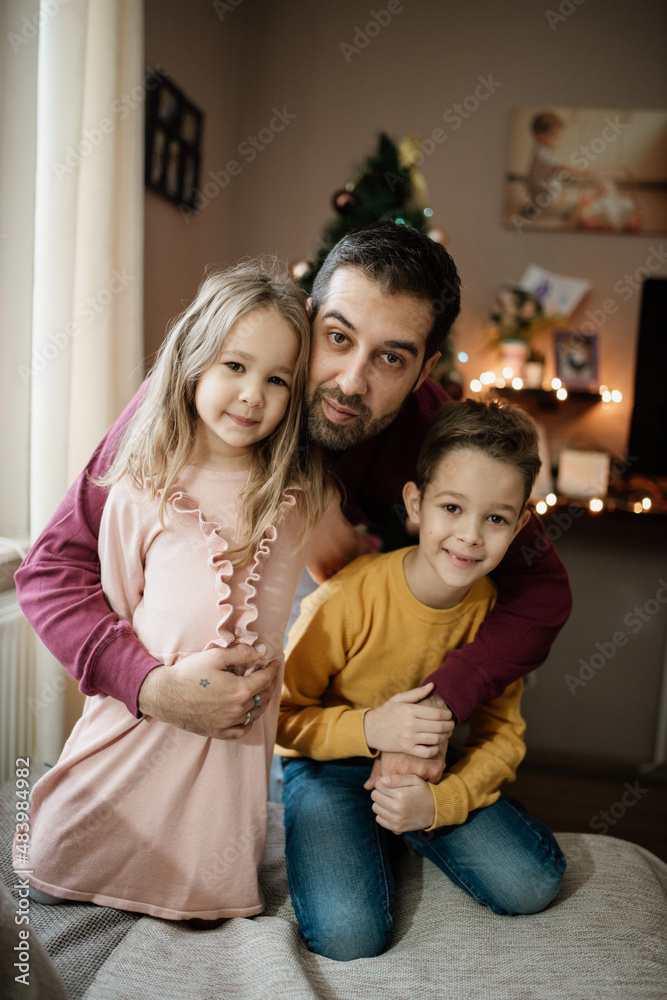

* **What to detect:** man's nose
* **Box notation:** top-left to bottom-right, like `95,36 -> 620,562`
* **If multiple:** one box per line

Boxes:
335,354 -> 368,397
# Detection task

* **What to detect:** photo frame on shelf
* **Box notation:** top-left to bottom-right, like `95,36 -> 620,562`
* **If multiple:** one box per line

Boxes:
554,329 -> 599,389
145,67 -> 203,212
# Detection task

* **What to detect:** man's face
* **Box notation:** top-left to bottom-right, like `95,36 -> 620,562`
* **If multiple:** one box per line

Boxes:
306,268 -> 439,451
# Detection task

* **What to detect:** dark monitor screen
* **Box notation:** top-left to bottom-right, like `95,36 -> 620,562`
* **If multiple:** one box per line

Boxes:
626,278 -> 667,478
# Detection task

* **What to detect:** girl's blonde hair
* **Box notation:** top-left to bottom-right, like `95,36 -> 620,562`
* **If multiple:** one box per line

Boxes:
101,259 -> 330,564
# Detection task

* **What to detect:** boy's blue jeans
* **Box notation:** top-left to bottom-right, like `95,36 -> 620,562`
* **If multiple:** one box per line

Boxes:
281,756 -> 566,962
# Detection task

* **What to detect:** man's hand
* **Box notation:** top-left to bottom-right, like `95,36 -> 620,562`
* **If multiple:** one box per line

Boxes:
363,683 -> 453,757
137,645 -> 281,739
363,745 -> 449,789
370,773 -> 435,834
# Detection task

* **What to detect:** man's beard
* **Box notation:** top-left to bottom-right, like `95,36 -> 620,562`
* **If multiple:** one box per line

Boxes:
306,385 -> 401,451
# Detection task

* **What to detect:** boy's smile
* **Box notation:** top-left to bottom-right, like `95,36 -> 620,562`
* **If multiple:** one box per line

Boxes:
402,448 -> 530,609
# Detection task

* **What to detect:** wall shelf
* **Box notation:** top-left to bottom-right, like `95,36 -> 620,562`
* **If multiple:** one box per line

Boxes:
496,386 -> 602,411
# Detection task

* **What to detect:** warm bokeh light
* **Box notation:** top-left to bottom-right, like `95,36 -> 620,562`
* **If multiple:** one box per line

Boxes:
642,497 -> 652,510
611,390 -> 623,402
535,501 -> 547,515
602,390 -> 612,402
589,498 -> 604,512
551,378 -> 562,390
511,377 -> 523,390
556,387 -> 568,400
546,493 -> 557,506
290,260 -> 309,280
480,371 -> 496,385
634,501 -> 643,514
495,377 -> 506,388
502,366 -> 514,379
470,379 -> 482,393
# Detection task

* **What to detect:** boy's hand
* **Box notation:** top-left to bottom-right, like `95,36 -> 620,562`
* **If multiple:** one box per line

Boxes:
370,774 -> 435,834
364,691 -> 452,786
364,682 -> 454,757
363,683 -> 454,756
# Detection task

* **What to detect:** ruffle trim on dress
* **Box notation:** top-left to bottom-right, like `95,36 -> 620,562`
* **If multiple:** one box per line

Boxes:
164,487 -> 297,651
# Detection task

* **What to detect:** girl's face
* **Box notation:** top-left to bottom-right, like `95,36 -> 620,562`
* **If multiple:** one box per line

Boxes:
192,306 -> 300,469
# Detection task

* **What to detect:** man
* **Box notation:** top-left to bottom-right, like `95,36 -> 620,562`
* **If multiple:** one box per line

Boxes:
16,223 -> 571,768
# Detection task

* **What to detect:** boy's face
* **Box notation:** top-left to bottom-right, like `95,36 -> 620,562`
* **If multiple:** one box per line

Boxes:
305,267 -> 440,451
402,447 -> 530,609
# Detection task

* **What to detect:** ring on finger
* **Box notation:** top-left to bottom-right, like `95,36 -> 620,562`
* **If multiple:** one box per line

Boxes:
253,693 -> 261,710
243,711 -> 251,726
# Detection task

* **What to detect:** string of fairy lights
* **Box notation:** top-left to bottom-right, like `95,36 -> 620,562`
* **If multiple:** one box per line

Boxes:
456,352 -> 662,515
459,352 -> 623,404
532,492 -> 655,516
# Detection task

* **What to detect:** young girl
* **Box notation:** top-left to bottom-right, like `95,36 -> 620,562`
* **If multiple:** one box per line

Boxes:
18,260 -> 333,923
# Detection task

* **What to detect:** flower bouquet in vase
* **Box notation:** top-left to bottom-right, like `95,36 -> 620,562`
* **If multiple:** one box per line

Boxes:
486,286 -> 553,380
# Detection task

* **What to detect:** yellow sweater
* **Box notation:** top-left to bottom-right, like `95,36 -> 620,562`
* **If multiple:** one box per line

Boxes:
277,547 -> 526,830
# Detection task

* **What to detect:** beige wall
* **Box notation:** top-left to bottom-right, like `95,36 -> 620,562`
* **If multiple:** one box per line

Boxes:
143,0 -> 243,360
144,0 -> 667,458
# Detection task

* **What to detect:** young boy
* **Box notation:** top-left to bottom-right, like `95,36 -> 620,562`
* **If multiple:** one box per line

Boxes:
276,399 -> 566,962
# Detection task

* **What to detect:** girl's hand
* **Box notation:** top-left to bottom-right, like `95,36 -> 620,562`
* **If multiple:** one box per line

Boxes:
370,773 -> 435,834
306,500 -> 380,582
363,683 -> 454,756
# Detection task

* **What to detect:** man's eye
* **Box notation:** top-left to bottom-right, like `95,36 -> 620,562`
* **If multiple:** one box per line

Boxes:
225,362 -> 244,372
382,353 -> 403,366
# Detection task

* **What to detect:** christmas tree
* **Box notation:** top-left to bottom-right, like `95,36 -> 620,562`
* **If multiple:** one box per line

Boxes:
294,132 -> 441,295
293,132 -> 459,392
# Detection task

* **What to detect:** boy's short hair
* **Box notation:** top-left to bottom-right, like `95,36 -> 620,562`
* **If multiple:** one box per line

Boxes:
311,221 -> 461,363
531,111 -> 565,135
417,399 -> 541,506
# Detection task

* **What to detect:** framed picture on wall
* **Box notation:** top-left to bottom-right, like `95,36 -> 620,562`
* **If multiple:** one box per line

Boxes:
503,107 -> 667,235
554,329 -> 599,389
145,67 -> 203,212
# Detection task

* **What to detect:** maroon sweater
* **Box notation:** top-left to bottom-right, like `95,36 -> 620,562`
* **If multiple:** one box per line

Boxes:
15,379 -> 571,722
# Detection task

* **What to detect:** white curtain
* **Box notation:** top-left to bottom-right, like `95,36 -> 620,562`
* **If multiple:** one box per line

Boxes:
0,0 -> 144,762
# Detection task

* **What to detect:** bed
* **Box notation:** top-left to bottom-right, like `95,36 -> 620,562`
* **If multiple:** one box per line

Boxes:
2,770 -> 666,1000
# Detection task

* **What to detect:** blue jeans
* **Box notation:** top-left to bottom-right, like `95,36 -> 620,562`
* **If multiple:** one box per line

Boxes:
282,756 -> 566,962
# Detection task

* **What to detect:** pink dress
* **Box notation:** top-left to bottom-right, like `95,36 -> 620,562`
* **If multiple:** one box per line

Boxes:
21,465 -> 309,920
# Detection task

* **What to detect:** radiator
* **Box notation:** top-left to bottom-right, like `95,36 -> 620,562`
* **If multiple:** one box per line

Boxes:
0,590 -> 35,783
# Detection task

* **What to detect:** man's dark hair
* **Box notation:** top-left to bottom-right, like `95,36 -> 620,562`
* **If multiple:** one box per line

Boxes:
417,398 -> 542,506
311,222 -> 461,362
